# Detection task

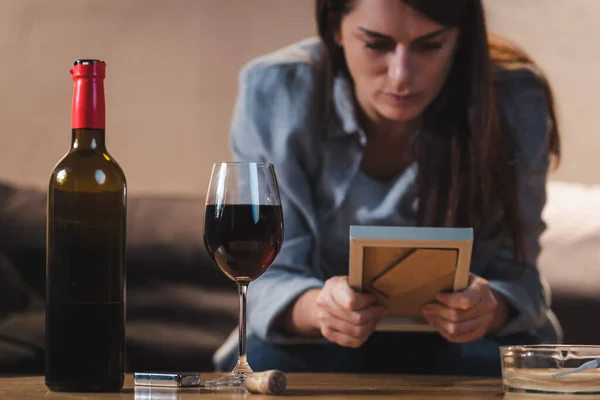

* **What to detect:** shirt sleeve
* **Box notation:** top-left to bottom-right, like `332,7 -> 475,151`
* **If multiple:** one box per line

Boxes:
484,69 -> 559,341
228,60 -> 325,344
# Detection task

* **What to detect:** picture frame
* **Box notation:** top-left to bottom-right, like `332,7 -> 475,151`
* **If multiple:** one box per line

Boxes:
348,225 -> 473,332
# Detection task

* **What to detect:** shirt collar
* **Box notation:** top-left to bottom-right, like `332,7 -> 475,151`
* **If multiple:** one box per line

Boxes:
330,72 -> 366,142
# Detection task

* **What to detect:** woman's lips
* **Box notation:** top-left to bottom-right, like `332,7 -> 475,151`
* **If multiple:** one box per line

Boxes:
385,92 -> 421,106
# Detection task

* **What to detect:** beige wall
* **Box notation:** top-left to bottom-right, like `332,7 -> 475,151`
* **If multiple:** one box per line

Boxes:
0,0 -> 314,195
484,0 -> 600,187
0,0 -> 597,195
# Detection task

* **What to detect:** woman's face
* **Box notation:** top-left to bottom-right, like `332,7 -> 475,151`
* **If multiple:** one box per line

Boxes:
337,0 -> 460,126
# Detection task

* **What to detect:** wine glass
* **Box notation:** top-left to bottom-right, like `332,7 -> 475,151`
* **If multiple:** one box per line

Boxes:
203,162 -> 284,387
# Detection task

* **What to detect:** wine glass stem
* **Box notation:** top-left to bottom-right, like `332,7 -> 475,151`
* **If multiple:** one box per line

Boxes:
235,281 -> 251,374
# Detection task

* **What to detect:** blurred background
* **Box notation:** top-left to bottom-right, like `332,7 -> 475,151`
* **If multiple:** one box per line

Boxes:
0,0 -> 597,195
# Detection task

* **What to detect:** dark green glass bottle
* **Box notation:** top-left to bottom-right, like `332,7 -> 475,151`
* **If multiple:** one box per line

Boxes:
45,60 -> 126,392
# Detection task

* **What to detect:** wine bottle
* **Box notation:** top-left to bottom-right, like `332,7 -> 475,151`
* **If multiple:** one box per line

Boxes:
45,59 -> 126,392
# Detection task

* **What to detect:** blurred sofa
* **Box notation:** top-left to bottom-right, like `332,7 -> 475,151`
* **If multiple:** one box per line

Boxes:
0,180 -> 598,374
0,183 -> 238,374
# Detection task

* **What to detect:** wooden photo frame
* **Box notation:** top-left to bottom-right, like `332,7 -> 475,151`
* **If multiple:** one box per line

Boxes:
348,225 -> 473,332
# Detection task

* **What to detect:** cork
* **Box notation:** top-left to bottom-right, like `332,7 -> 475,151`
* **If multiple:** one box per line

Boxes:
244,369 -> 287,395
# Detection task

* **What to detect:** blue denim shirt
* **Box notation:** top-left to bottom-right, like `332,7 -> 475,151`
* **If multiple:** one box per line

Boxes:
217,37 -> 560,363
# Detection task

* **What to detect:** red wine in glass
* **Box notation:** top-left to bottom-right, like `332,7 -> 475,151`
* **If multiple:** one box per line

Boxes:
204,204 -> 283,283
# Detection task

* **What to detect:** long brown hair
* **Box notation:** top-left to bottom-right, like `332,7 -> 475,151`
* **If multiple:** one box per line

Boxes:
316,0 -> 561,263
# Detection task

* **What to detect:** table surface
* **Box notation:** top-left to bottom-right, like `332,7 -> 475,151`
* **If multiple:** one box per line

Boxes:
0,373 -> 594,400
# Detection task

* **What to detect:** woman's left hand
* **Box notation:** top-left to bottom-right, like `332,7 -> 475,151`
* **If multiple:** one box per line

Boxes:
421,274 -> 510,343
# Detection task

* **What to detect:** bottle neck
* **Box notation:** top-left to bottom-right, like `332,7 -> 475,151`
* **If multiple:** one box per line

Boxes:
71,128 -> 106,151
70,63 -> 106,151
71,71 -> 105,131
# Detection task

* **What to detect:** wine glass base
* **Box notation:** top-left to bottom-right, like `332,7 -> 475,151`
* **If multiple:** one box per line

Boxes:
204,373 -> 247,388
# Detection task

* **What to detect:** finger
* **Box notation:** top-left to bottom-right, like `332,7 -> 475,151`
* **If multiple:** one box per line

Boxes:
319,310 -> 378,341
422,301 -> 494,323
436,275 -> 486,310
345,305 -> 387,326
330,277 -> 377,311
436,286 -> 482,310
320,325 -> 365,348
427,313 -> 493,338
439,326 -> 488,344
319,291 -> 387,326
317,287 -> 360,324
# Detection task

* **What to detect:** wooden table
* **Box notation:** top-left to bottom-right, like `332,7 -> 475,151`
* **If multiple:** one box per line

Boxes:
0,373 -> 591,399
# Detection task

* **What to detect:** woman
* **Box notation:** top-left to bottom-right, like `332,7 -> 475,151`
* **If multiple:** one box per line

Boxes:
215,0 -> 561,376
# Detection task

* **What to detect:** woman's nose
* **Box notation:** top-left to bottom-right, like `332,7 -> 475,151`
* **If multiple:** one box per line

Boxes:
387,46 -> 412,90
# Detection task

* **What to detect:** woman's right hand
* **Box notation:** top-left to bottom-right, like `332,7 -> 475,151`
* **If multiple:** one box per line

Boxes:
315,276 -> 387,348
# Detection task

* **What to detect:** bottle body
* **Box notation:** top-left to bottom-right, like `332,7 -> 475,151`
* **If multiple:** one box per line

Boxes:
46,60 -> 126,393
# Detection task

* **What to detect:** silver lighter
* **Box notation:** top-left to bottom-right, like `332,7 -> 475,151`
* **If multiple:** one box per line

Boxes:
134,372 -> 201,387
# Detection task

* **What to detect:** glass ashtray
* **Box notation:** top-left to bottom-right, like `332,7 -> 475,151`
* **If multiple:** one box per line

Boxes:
501,345 -> 600,394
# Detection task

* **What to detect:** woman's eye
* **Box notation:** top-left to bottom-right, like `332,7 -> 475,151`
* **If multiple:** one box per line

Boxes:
415,42 -> 443,52
365,41 -> 393,52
